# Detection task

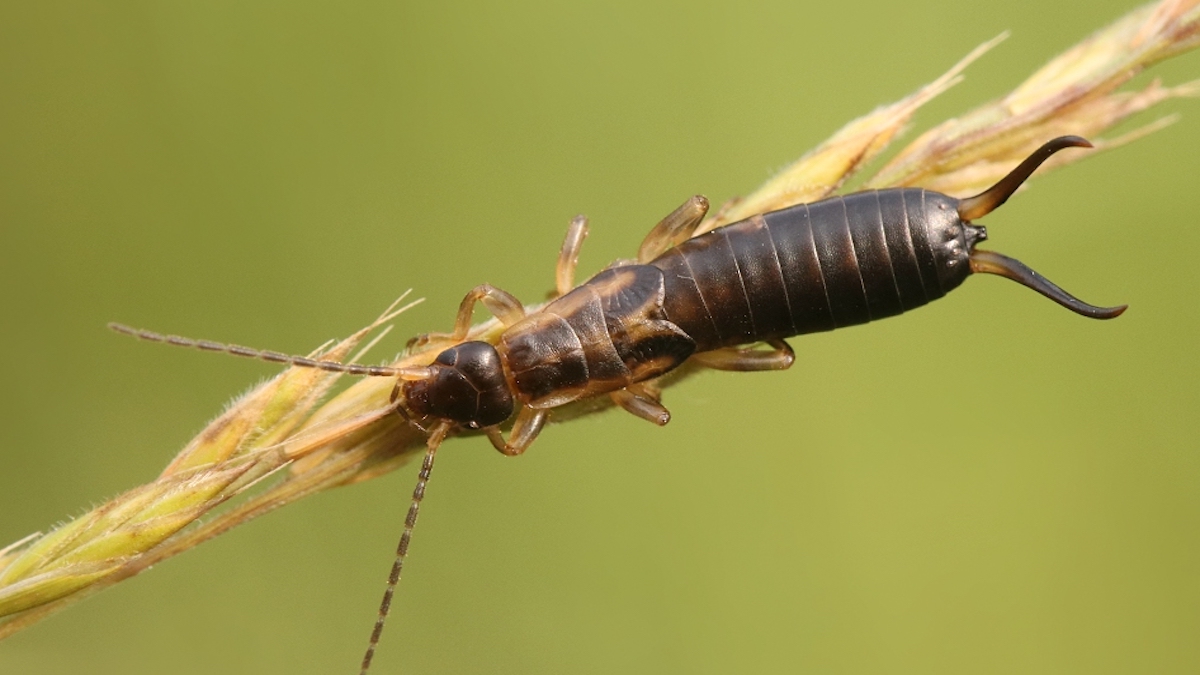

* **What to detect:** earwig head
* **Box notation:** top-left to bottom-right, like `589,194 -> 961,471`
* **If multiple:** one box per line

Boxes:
403,341 -> 514,429
953,136 -> 1126,319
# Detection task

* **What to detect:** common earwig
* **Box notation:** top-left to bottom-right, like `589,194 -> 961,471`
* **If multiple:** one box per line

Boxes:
110,135 -> 1125,674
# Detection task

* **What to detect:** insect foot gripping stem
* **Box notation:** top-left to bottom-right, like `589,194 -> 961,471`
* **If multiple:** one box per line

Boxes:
957,136 -> 1127,319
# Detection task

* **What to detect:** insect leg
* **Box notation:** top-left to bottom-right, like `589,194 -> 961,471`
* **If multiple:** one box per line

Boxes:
637,195 -> 710,263
556,215 -> 589,296
411,284 -> 526,348
610,383 -> 671,426
690,339 -> 795,371
484,407 -> 549,456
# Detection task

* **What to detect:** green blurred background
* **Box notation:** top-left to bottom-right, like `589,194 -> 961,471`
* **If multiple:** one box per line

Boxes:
1,1 -> 1197,673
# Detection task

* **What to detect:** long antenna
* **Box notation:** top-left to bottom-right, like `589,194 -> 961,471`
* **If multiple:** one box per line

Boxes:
111,310 -> 448,671
360,420 -> 452,675
108,323 -> 409,377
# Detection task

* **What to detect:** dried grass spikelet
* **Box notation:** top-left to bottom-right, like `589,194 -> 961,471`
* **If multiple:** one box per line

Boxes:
2,0 -> 1198,639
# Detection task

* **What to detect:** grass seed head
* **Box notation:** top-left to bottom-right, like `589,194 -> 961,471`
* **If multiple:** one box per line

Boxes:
2,0 -> 1198,639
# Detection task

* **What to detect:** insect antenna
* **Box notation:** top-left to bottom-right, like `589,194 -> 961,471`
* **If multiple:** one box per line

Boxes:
957,135 -> 1093,221
108,322 -> 416,378
360,420 -> 452,675
112,319 -> 453,669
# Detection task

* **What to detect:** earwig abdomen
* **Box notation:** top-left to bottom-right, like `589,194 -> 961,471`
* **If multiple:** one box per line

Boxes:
654,188 -> 984,350
499,187 -> 991,404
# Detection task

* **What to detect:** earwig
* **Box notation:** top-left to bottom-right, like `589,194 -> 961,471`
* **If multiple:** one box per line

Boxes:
111,136 -> 1124,674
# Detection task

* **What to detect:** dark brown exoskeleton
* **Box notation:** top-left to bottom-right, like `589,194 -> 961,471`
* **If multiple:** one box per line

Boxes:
110,136 -> 1124,674
392,136 -> 1122,454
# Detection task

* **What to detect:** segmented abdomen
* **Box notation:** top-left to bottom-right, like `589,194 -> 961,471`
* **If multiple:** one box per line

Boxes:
651,188 -> 964,352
